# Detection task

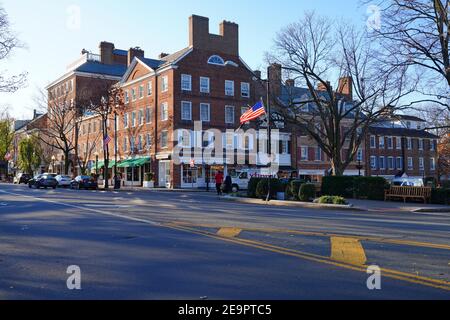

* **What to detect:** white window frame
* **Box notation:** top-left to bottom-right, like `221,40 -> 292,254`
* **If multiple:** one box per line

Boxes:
181,101 -> 192,121
430,140 -> 436,151
430,158 -> 436,171
407,137 -> 412,150
161,76 -> 169,93
146,106 -> 152,124
315,147 -> 322,161
396,157 -> 403,170
123,113 -> 129,129
379,136 -> 385,149
396,137 -> 402,150
370,136 -> 376,149
200,103 -> 210,122
161,131 -> 168,149
200,77 -> 210,93
370,156 -> 377,169
125,91 -> 129,104
138,109 -> 144,126
131,112 -> 136,128
379,156 -> 385,170
408,157 -> 413,170
388,157 -> 394,170
301,146 -> 308,161
419,157 -> 424,170
241,82 -> 250,98
139,85 -> 144,99
161,102 -> 169,121
225,105 -> 235,124
147,81 -> 153,96
131,88 -> 137,101
181,74 -> 192,91
225,80 -> 234,96
419,139 -> 424,150
387,136 -> 393,149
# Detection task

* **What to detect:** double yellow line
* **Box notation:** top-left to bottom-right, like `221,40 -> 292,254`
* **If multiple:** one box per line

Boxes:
166,222 -> 450,292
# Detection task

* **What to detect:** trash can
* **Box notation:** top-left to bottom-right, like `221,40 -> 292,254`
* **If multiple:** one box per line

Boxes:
114,176 -> 121,190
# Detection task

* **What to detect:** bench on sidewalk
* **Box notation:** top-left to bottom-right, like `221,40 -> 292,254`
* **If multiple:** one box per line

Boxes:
384,186 -> 432,204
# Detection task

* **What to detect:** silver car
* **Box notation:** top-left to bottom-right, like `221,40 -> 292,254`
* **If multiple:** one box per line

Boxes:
55,175 -> 72,188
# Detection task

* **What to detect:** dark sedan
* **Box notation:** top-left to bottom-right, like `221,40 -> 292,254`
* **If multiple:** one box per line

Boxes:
28,174 -> 58,189
70,176 -> 98,190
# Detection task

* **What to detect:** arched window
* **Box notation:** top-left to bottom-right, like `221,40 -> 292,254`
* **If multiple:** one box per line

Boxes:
207,55 -> 225,66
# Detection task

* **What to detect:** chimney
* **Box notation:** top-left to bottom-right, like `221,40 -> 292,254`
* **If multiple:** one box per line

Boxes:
338,76 -> 353,99
268,63 -> 282,97
286,79 -> 295,87
317,81 -> 331,92
219,20 -> 239,55
99,41 -> 115,64
158,52 -> 170,59
189,15 -> 210,48
253,70 -> 262,79
127,47 -> 145,66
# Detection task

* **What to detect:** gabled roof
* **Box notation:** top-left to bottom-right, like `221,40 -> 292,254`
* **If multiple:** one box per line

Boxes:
369,126 -> 438,139
75,61 -> 127,77
391,114 -> 426,122
113,49 -> 127,56
158,47 -> 192,68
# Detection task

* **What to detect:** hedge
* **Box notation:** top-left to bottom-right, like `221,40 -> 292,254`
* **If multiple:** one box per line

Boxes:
299,183 -> 316,202
290,180 -> 305,200
318,196 -> 347,205
354,177 -> 389,201
431,188 -> 450,205
247,177 -> 263,198
255,178 -> 283,200
441,181 -> 450,189
321,176 -> 355,198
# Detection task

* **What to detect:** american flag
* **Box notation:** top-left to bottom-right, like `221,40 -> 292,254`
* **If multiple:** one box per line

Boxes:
240,101 -> 266,124
4,152 -> 11,161
103,135 -> 112,146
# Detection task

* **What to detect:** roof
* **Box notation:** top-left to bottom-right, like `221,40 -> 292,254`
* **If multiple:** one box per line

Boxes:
75,61 -> 127,77
113,49 -> 127,56
369,126 -> 438,139
140,57 -> 164,69
158,47 -> 192,68
391,114 -> 426,122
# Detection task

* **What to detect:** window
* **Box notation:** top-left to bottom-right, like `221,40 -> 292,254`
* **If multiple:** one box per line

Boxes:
430,140 -> 436,151
208,55 -> 225,66
161,131 -> 168,148
200,77 -> 210,93
387,136 -> 393,149
225,80 -> 234,96
418,139 -> 424,150
146,134 -> 152,149
161,103 -> 169,121
417,124 -> 422,130
131,112 -> 136,127
370,136 -> 376,149
179,130 -> 191,148
301,147 -> 308,161
139,85 -> 144,99
408,157 -> 413,170
200,103 -> 210,122
396,137 -> 402,150
430,158 -> 436,171
131,88 -> 137,101
379,136 -> 385,149
370,156 -> 377,169
357,149 -> 363,162
147,81 -> 152,96
281,140 -> 289,155
123,137 -> 128,152
181,74 -> 192,91
138,135 -> 143,151
130,136 -> 135,153
181,101 -> 192,121
406,121 -> 411,129
123,113 -> 129,129
396,157 -> 403,170
315,147 -> 322,161
225,105 -> 235,124
146,107 -> 152,124
388,157 -> 394,170
407,138 -> 412,150
241,82 -> 250,98
125,91 -> 129,104
419,157 -> 424,170
379,156 -> 385,170
138,109 -> 144,126
161,76 -> 169,92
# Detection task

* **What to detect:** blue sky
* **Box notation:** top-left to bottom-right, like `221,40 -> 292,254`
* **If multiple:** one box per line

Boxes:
0,0 -> 367,119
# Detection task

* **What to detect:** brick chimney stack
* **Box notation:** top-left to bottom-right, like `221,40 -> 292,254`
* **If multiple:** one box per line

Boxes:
127,47 -> 145,66
268,63 -> 282,97
99,41 -> 115,65
285,79 -> 295,87
338,76 -> 353,100
317,81 -> 331,92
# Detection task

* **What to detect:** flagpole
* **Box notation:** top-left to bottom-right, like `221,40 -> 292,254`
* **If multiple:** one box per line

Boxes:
266,68 -> 271,203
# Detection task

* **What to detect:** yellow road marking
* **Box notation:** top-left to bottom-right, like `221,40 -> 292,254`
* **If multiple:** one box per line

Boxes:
217,227 -> 242,238
330,237 -> 367,266
165,223 -> 450,292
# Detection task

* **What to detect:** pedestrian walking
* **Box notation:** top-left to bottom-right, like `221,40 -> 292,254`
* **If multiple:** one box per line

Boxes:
215,171 -> 224,196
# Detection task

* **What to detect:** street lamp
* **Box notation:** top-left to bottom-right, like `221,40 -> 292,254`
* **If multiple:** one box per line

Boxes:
357,159 -> 363,177
94,152 -> 99,176
51,155 -> 56,174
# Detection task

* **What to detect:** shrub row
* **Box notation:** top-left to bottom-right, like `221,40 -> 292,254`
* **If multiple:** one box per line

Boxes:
321,176 -> 388,200
318,196 -> 347,205
431,188 -> 450,205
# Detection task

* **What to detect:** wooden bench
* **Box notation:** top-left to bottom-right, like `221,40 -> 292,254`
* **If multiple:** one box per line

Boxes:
384,186 -> 432,204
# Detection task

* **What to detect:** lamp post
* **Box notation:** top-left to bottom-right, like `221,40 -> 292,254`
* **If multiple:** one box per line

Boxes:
51,156 -> 56,174
357,159 -> 363,177
94,152 -> 99,176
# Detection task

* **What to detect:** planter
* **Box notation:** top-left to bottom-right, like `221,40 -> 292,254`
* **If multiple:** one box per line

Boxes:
143,181 -> 154,188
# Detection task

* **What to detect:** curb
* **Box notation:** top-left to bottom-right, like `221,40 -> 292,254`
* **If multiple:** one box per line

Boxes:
220,196 -> 366,211
412,208 -> 450,213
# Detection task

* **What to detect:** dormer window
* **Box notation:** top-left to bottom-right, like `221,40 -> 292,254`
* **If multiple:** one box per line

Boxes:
208,55 -> 225,66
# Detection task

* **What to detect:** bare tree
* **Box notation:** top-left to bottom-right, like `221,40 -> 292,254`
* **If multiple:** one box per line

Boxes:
76,123 -> 101,175
268,12 -> 416,176
364,0 -> 449,110
0,6 -> 27,92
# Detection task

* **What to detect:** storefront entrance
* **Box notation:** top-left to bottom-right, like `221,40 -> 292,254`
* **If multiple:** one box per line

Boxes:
158,161 -> 171,188
182,165 -> 198,188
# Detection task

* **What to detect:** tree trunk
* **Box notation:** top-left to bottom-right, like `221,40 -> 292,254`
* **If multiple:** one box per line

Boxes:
64,151 -> 70,175
330,158 -> 345,176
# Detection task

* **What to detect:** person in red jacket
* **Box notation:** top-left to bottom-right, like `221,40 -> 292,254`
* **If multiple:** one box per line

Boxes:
215,171 -> 224,195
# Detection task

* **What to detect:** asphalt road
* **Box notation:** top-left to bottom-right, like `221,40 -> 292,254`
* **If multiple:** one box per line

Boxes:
0,183 -> 449,299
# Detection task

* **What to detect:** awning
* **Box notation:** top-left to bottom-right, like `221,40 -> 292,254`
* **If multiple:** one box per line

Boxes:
93,160 -> 116,169
117,157 -> 151,168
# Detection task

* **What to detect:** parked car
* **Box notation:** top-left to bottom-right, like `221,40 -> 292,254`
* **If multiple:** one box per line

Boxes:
70,176 -> 98,190
13,173 -> 32,185
55,175 -> 72,188
28,174 -> 58,189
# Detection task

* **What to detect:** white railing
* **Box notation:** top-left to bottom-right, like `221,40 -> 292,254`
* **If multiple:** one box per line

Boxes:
66,53 -> 101,71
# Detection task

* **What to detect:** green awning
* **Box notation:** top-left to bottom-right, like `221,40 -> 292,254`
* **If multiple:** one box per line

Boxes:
93,160 -> 116,169
117,157 -> 151,168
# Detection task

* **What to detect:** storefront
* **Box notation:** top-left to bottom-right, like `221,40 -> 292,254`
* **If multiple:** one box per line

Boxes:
118,157 -> 151,187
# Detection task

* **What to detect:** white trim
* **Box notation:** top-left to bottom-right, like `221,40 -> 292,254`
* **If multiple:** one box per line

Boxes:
46,71 -> 122,90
